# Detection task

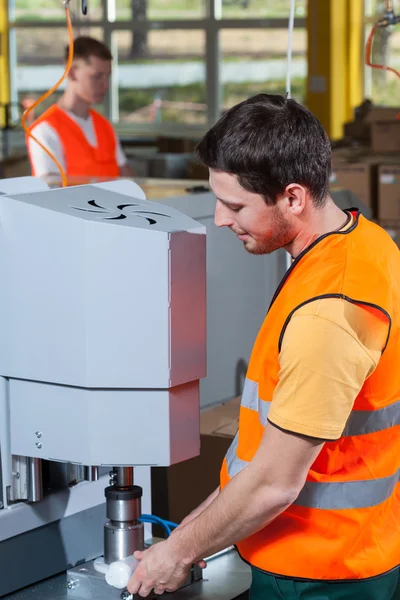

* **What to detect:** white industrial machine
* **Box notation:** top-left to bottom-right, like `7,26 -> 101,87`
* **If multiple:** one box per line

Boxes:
0,177 -> 211,598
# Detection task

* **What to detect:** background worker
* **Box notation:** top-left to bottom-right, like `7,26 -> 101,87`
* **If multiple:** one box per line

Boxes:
27,36 -> 134,181
127,94 -> 400,600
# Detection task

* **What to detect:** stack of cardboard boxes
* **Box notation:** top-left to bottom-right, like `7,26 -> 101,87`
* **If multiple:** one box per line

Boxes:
332,103 -> 400,246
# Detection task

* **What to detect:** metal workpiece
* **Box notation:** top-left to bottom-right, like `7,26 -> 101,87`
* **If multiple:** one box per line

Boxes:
104,521 -> 144,564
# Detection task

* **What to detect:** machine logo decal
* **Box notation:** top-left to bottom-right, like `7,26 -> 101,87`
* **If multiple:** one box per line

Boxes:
70,199 -> 171,225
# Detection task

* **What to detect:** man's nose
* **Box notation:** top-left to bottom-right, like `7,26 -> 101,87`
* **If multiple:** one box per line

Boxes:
214,201 -> 233,228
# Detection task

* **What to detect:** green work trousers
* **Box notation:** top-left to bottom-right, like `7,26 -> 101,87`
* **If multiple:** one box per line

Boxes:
250,567 -> 400,600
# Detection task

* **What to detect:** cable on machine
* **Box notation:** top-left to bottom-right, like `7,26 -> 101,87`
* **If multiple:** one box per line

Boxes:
286,0 -> 296,100
365,0 -> 400,83
20,0 -> 77,187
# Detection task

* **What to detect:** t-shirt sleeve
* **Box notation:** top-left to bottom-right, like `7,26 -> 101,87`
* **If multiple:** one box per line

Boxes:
28,122 -> 65,177
267,298 -> 389,440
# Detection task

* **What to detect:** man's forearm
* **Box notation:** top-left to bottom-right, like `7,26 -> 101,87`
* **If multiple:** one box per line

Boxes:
168,464 -> 296,565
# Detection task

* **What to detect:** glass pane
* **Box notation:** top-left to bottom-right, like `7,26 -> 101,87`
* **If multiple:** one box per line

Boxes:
113,0 -> 205,21
111,30 -> 206,125
14,27 -> 104,119
220,28 -> 307,110
364,25 -> 400,106
221,0 -> 306,20
364,1 -> 385,19
10,0 -> 103,22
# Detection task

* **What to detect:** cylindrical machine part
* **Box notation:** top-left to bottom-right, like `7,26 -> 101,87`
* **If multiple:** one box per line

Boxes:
104,521 -> 144,564
104,485 -> 144,565
67,464 -> 84,485
113,467 -> 134,488
106,486 -> 142,522
28,458 -> 43,503
84,466 -> 99,482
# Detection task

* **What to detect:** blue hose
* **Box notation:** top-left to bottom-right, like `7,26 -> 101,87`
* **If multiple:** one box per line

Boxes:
139,514 -> 179,537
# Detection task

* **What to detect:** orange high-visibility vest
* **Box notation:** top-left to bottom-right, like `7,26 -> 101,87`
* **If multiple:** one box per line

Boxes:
27,105 -> 120,179
220,211 -> 400,581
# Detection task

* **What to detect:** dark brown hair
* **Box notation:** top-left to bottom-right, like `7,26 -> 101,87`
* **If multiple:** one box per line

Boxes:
65,36 -> 113,62
196,94 -> 331,208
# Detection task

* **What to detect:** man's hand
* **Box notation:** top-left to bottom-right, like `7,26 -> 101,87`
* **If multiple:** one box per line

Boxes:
127,538 -> 197,597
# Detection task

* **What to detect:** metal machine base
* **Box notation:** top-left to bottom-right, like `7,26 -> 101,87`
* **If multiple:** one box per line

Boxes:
3,548 -> 251,600
66,558 -> 202,600
0,503 -> 106,597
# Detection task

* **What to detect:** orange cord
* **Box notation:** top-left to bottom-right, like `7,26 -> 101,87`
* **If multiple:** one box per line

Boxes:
365,22 -> 400,81
21,5 -> 74,187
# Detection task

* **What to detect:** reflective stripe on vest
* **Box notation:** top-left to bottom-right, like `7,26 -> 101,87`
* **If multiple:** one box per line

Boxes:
241,377 -> 400,436
232,376 -> 400,509
226,430 -> 400,509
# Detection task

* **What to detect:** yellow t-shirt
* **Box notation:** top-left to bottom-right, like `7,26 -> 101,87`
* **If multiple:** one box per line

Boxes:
268,215 -> 390,441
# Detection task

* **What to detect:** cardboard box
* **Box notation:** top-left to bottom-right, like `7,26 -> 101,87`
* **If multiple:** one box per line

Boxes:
151,397 -> 240,526
343,120 -> 370,143
371,121 -> 400,153
365,107 -> 400,123
330,162 -> 377,214
199,396 -> 240,438
331,147 -> 365,166
378,165 -> 400,220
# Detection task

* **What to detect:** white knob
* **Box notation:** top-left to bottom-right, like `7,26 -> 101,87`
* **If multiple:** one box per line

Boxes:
105,557 -> 139,589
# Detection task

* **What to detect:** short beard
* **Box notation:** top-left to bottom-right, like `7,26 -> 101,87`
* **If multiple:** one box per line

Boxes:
244,206 -> 294,255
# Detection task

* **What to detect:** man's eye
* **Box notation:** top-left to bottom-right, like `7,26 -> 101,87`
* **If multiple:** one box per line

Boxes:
230,206 -> 242,212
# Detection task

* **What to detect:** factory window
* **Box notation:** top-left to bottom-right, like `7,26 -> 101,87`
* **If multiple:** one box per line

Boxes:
9,0 -> 103,21
7,0 -> 307,133
11,26 -> 104,123
112,0 -> 206,20
220,26 -> 306,111
220,0 -> 306,20
111,29 -> 206,125
364,0 -> 400,106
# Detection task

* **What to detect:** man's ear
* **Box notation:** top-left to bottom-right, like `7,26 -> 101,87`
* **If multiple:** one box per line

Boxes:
285,183 -> 307,217
67,63 -> 78,82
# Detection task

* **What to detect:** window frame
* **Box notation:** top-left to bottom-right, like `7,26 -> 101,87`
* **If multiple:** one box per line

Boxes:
8,0 -> 306,134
